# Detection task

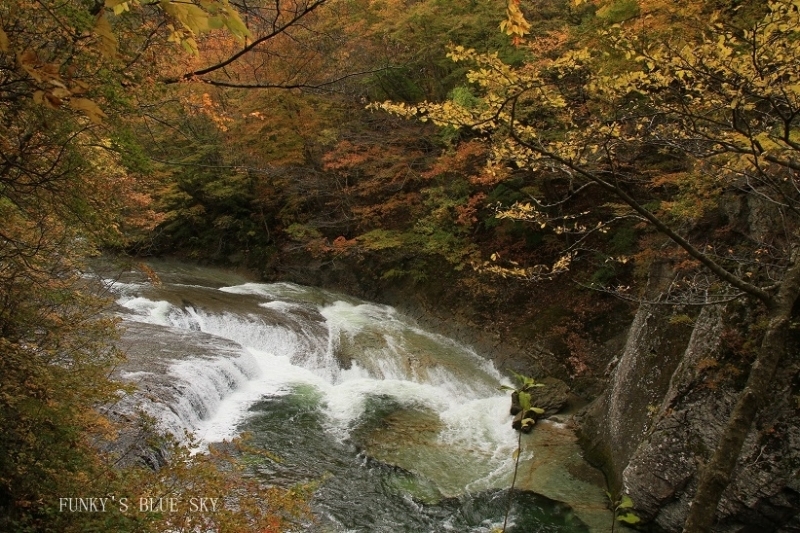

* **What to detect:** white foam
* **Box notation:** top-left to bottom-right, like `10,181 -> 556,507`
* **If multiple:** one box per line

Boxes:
117,279 -> 522,491
320,377 -> 452,440
193,349 -> 317,443
119,296 -> 175,325
219,281 -> 310,300
320,300 -> 401,335
439,396 -> 516,451
259,300 -> 302,312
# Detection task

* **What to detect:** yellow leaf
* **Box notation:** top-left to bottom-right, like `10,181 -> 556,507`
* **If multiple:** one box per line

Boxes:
0,27 -> 9,53
69,97 -> 107,124
51,87 -> 71,99
105,0 -> 130,13
501,1 -> 531,38
17,50 -> 43,82
181,37 -> 198,55
32,90 -> 62,109
69,80 -> 91,95
113,2 -> 130,16
181,4 -> 211,34
94,14 -> 118,57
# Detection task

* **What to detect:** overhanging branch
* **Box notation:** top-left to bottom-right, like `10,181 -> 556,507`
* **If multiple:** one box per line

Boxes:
507,97 -> 774,305
184,65 -> 399,90
160,0 -> 328,85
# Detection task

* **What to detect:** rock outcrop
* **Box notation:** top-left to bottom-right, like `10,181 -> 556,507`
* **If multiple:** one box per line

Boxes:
579,264 -> 800,531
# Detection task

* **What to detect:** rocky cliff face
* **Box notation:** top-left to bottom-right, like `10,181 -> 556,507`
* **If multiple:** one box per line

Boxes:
579,267 -> 800,532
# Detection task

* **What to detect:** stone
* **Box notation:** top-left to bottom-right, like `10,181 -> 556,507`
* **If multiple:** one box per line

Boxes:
529,376 -> 571,417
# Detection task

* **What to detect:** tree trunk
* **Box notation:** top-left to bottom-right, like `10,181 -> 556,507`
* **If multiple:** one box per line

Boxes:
682,251 -> 800,533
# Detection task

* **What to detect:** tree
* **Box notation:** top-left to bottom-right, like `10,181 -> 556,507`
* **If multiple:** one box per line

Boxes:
376,0 -> 800,530
0,1 -> 316,530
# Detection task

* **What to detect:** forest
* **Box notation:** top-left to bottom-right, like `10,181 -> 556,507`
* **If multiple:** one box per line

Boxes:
1,0 -> 799,531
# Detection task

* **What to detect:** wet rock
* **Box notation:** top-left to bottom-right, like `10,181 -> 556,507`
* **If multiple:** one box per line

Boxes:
510,377 -> 570,420
529,377 -> 570,417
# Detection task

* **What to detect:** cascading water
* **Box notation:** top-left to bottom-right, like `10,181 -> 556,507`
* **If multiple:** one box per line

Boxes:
106,262 -> 591,532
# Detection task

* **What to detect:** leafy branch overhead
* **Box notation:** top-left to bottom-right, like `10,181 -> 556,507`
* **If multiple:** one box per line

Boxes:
1,0 -> 385,127
1,0 -> 245,124
101,0 -> 250,55
375,0 -> 800,304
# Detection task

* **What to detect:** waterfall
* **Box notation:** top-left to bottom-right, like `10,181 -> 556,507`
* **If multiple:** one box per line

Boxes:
104,265 -> 593,532
112,279 -> 516,460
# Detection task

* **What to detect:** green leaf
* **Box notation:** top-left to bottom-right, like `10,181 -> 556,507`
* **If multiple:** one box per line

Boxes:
181,37 -> 198,55
617,512 -> 640,524
530,407 -> 545,415
618,495 -> 634,509
518,391 -> 531,412
511,371 -> 546,391
222,8 -> 250,40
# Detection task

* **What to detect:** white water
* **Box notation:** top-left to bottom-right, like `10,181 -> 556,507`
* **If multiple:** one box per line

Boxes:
112,278 -> 521,488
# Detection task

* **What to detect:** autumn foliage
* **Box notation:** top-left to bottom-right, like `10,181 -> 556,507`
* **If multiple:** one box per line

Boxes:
9,0 -> 800,531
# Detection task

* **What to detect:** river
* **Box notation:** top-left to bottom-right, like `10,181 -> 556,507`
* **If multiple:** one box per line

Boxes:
103,260 -> 608,532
